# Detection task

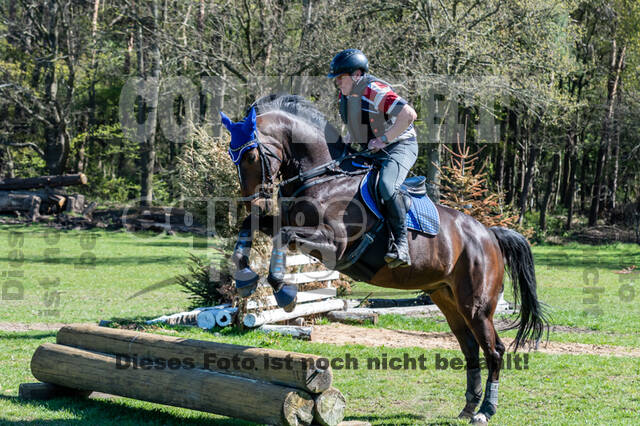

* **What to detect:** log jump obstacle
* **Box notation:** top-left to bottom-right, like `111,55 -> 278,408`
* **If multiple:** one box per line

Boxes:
23,325 -> 346,426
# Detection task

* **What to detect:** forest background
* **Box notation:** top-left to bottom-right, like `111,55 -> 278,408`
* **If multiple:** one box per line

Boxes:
1,0 -> 639,240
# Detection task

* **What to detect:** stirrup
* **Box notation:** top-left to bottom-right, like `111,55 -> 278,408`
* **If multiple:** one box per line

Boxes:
384,245 -> 411,268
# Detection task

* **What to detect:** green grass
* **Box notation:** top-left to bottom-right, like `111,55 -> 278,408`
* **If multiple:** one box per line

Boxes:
1,327 -> 639,425
1,225 -> 639,424
350,242 -> 640,346
0,224 -> 218,324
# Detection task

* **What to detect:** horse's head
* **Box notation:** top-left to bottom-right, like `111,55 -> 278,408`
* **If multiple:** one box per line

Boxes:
221,107 -> 282,215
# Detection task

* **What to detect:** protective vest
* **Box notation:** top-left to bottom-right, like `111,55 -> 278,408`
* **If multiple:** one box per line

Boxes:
339,74 -> 395,146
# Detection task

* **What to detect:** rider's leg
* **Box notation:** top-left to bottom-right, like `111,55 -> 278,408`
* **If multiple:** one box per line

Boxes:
377,138 -> 418,268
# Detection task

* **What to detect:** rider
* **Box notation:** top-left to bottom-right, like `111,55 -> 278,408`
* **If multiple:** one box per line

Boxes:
328,49 -> 418,268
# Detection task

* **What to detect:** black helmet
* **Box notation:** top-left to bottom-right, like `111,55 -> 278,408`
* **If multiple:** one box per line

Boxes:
327,49 -> 369,78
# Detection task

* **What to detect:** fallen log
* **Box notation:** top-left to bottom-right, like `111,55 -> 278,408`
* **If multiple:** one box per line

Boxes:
326,310 -> 378,325
247,288 -> 337,310
0,173 -> 87,190
243,299 -> 347,328
65,194 -> 85,213
314,387 -> 346,426
31,342 -> 314,426
0,192 -> 41,219
214,308 -> 237,327
56,324 -> 332,393
257,325 -> 316,340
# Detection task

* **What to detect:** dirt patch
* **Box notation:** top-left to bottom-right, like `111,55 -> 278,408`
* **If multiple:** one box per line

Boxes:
0,322 -> 93,332
3,321 -> 638,357
311,323 -> 640,357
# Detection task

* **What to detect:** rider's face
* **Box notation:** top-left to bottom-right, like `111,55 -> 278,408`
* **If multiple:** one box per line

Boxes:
334,73 -> 355,96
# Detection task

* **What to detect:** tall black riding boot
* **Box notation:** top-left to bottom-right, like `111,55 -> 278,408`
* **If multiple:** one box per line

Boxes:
383,192 -> 411,268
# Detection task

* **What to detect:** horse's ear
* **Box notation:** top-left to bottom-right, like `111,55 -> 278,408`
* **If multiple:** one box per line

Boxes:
220,111 -> 233,131
243,107 -> 257,132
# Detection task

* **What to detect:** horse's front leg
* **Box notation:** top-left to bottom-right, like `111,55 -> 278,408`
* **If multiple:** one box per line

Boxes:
232,214 -> 277,297
267,226 -> 339,312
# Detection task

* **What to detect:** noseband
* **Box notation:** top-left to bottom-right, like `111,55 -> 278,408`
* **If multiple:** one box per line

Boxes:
238,134 -> 280,202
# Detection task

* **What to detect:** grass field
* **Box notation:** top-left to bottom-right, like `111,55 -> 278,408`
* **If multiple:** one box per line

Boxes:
1,224 -> 639,425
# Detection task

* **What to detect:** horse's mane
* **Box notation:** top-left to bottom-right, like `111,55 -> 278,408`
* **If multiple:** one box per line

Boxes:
251,94 -> 337,134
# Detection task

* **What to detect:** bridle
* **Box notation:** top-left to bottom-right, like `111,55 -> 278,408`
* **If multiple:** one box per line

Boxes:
239,131 -> 373,206
237,132 -> 281,202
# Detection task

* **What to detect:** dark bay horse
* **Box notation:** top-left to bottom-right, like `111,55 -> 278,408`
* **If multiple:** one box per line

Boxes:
221,94 -> 547,425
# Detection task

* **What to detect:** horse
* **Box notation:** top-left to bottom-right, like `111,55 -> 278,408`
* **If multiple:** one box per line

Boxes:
220,94 -> 548,425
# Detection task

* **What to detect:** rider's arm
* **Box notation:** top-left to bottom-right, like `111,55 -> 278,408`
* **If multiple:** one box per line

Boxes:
382,104 -> 417,143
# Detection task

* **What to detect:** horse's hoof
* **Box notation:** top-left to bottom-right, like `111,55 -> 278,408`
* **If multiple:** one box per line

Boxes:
458,409 -> 475,420
274,284 -> 297,311
283,296 -> 297,313
470,413 -> 488,425
235,267 -> 259,297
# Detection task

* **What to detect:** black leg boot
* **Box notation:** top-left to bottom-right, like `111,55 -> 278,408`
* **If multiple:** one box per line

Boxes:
383,192 -> 411,268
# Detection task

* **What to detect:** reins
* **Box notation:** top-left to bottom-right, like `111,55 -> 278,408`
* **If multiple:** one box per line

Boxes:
247,133 -> 376,203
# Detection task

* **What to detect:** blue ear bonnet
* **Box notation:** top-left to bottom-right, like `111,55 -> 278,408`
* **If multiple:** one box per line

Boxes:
220,107 -> 258,165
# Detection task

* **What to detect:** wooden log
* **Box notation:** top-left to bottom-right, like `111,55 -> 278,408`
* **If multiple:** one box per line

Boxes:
146,305 -> 232,326
215,308 -> 237,327
285,254 -> 319,266
31,343 -> 314,426
313,387 -> 346,426
195,310 -> 217,329
56,324 -> 332,393
0,192 -> 41,219
0,173 -> 87,190
82,201 -> 98,217
284,270 -> 340,285
19,382 -> 92,400
247,288 -> 337,310
65,194 -> 85,213
257,325 -> 316,340
243,299 -> 347,328
326,310 -> 378,325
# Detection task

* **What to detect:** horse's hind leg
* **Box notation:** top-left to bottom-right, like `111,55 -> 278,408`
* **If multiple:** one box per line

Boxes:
454,279 -> 505,425
430,287 -> 483,419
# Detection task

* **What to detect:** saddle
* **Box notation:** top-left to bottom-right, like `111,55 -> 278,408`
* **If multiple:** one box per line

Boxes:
334,159 -> 440,281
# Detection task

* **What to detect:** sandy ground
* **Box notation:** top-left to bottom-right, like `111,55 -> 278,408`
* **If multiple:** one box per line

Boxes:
2,321 -> 639,357
311,323 -> 640,357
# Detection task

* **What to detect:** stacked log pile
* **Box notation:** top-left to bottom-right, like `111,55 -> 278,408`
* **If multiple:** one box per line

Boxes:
0,174 -> 88,220
22,325 -> 347,426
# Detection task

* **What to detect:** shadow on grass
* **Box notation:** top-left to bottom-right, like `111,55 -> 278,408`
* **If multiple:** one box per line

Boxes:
120,239 -> 213,250
534,247 -> 640,270
0,331 -> 57,340
347,413 -> 463,425
0,255 -> 186,266
0,394 -> 253,425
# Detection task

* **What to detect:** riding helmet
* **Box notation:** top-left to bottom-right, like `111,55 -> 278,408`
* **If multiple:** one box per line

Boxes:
327,49 -> 369,78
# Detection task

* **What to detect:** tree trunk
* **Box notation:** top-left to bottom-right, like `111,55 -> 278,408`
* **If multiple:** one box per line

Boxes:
505,114 -> 518,205
589,42 -> 625,226
540,152 -> 560,231
495,109 -> 511,192
43,0 -> 68,175
138,0 -> 161,207
610,82 -> 622,210
566,145 -> 578,230
518,120 -> 539,225
559,138 -> 571,208
580,145 -> 589,213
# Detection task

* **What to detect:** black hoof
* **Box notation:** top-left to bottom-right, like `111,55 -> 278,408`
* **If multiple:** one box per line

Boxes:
235,267 -> 259,297
274,284 -> 297,311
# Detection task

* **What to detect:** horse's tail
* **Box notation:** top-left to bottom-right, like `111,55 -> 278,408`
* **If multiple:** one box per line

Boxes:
490,227 -> 549,350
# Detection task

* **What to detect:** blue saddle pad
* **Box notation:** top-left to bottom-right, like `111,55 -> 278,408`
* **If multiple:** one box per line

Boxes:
359,171 -> 440,235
